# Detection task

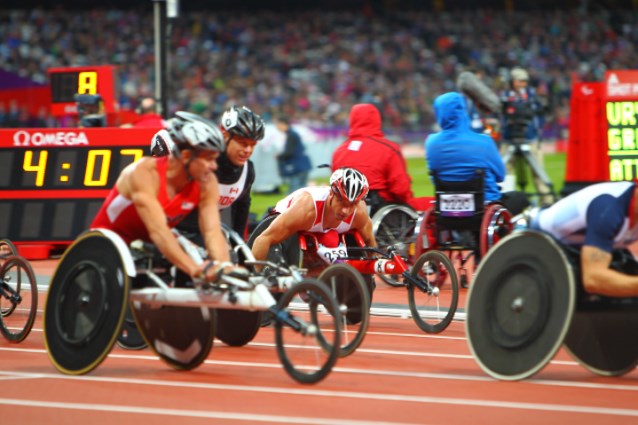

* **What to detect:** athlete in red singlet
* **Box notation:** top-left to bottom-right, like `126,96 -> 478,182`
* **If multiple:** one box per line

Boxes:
91,117 -> 232,282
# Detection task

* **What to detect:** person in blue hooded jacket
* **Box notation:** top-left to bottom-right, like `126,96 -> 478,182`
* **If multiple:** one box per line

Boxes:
425,91 -> 528,215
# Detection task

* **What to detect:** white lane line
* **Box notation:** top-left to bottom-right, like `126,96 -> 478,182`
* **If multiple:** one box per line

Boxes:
0,374 -> 637,418
1,351 -> 636,393
0,398 -> 420,425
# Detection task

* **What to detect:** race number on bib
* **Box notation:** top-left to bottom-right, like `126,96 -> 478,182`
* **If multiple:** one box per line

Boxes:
439,193 -> 475,217
317,244 -> 348,264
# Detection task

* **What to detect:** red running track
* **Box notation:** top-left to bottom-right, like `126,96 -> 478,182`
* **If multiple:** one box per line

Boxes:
1,259 -> 637,425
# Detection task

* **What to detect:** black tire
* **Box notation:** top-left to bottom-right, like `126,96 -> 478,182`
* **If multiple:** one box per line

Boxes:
274,278 -> 340,384
216,309 -> 262,347
317,263 -> 370,357
247,214 -> 301,267
44,231 -> 130,374
132,303 -> 216,371
371,205 -> 419,287
408,250 -> 459,334
0,256 -> 38,342
0,239 -> 18,260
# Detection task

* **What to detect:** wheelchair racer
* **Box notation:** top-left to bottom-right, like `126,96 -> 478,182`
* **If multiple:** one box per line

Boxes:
251,167 -> 378,296
526,181 -> 638,298
152,106 -> 265,239
91,113 -> 236,284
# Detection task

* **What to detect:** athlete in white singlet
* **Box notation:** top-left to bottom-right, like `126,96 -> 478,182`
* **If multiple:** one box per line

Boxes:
528,181 -> 638,297
251,168 -> 377,267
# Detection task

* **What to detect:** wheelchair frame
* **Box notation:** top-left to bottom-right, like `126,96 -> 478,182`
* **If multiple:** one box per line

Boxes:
43,228 -> 342,384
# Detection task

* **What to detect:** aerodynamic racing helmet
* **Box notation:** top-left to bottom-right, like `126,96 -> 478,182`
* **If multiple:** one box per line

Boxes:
156,111 -> 224,155
221,106 -> 265,141
150,129 -> 176,157
330,167 -> 369,203
180,120 -> 225,152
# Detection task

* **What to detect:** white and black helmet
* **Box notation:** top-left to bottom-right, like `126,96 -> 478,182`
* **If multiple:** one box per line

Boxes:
153,111 -> 223,156
330,167 -> 369,203
150,129 -> 176,157
180,120 -> 224,152
221,106 -> 265,141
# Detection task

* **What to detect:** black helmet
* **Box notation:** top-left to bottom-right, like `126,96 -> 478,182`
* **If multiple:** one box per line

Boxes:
221,106 -> 265,141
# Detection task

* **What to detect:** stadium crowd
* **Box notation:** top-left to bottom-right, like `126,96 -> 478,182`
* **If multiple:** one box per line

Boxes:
0,5 -> 636,140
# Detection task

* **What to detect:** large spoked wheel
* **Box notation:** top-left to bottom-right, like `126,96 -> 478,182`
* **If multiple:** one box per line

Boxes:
44,231 -> 130,374
216,309 -> 262,347
132,303 -> 216,370
407,250 -> 459,334
372,205 -> 419,288
479,204 -> 513,258
0,239 -> 18,261
317,263 -> 370,357
274,278 -> 340,384
466,231 -> 575,380
0,256 -> 38,342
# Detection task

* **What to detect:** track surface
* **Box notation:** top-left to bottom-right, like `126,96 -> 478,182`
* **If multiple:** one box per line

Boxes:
2,259 -> 637,425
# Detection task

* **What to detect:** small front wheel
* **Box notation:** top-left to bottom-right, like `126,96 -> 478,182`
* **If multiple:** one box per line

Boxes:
0,256 -> 38,342
274,278 -> 340,384
317,263 -> 370,357
407,250 -> 459,334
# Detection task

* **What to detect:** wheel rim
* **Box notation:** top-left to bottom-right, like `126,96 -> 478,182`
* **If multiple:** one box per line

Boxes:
55,261 -> 109,346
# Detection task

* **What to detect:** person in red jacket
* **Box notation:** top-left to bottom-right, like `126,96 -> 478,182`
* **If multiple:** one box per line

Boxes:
331,103 -> 430,214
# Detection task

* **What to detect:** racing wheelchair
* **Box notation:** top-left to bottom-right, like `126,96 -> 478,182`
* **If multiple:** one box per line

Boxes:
0,239 -> 38,342
466,230 -> 638,380
43,228 -> 342,384
248,214 -> 460,349
372,171 -> 513,289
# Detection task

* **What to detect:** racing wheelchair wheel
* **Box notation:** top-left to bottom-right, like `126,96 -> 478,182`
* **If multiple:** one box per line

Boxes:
274,278 -> 340,384
466,231 -> 575,380
44,231 -> 130,374
371,204 -> 420,288
407,250 -> 459,334
479,204 -> 513,258
0,239 -> 18,261
0,255 -> 38,342
216,309 -> 262,347
132,303 -> 216,371
562,247 -> 638,377
317,263 -> 370,357
116,304 -> 147,350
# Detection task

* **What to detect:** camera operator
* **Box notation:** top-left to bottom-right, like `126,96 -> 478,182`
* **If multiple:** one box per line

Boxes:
499,67 -> 554,206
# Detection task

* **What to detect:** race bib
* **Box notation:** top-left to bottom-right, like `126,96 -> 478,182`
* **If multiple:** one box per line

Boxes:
439,193 -> 475,217
317,243 -> 348,264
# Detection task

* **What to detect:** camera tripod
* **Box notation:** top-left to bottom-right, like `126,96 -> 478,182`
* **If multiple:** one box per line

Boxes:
501,140 -> 556,206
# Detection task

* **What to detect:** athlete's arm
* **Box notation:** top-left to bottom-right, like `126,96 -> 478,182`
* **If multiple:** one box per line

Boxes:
198,175 -> 231,264
581,245 -> 638,297
126,159 -> 200,277
251,192 -> 315,263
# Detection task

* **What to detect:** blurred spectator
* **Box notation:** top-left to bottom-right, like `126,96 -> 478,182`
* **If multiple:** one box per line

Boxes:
121,97 -> 164,128
0,7 -> 636,135
274,115 -> 312,194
